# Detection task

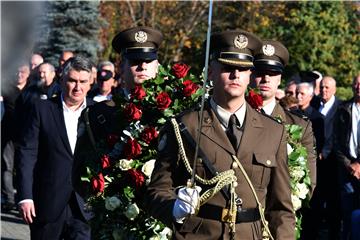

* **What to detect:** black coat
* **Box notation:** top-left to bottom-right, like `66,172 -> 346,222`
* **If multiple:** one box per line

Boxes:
15,96 -> 93,223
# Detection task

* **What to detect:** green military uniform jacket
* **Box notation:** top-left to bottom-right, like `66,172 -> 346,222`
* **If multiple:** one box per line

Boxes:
146,102 -> 295,240
271,103 -> 317,196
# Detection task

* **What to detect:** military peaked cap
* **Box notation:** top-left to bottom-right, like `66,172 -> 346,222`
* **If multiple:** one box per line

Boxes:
208,30 -> 262,67
112,26 -> 163,61
254,39 -> 289,73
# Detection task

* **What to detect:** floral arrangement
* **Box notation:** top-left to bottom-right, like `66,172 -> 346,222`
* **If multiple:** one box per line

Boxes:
80,63 -> 203,240
245,90 -> 311,239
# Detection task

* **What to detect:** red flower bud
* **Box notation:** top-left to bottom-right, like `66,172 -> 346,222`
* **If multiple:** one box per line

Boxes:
182,80 -> 199,97
123,103 -> 142,121
156,92 -> 172,111
246,89 -> 263,110
123,138 -> 142,159
101,154 -> 111,169
141,127 -> 158,144
171,63 -> 191,79
126,169 -> 145,190
130,84 -> 146,101
91,172 -> 105,193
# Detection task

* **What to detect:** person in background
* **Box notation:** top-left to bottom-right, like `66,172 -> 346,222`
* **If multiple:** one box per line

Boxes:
333,74 -> 360,240
88,61 -> 117,102
1,62 -> 30,212
16,56 -> 93,239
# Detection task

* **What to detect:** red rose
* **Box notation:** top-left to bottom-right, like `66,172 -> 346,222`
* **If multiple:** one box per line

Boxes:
171,63 -> 191,79
182,80 -> 199,97
156,92 -> 172,111
91,172 -> 105,193
101,154 -> 111,169
106,134 -> 119,148
123,103 -> 142,121
126,169 -> 145,190
123,138 -> 142,159
246,89 -> 263,110
141,127 -> 158,144
130,84 -> 146,101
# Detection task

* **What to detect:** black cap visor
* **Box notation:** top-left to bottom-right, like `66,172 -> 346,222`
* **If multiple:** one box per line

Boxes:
254,59 -> 284,73
123,48 -> 158,61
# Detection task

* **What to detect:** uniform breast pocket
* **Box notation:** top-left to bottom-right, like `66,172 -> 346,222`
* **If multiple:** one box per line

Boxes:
252,153 -> 277,189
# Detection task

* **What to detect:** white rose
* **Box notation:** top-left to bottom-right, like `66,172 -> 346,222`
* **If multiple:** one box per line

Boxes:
295,182 -> 309,200
291,194 -> 302,211
290,166 -> 305,181
118,159 -> 133,171
105,196 -> 121,211
142,159 -> 156,177
124,203 -> 140,220
159,227 -> 172,240
287,143 -> 293,155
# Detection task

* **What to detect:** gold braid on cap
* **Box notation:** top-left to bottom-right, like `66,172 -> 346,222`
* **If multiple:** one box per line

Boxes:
218,58 -> 254,66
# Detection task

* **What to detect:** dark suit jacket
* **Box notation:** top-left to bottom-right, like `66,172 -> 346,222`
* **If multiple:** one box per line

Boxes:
311,96 -> 342,158
146,102 -> 295,240
333,99 -> 360,203
16,96 -> 93,223
301,106 -> 325,155
272,103 -> 317,196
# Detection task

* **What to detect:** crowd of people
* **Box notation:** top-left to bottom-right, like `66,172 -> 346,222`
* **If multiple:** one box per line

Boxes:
1,25 -> 359,240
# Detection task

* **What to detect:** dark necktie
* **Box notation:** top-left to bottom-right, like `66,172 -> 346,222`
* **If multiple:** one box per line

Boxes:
227,114 -> 241,150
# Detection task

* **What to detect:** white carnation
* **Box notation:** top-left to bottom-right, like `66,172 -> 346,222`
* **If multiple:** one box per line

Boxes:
118,159 -> 133,171
290,166 -> 305,181
149,236 -> 160,240
105,196 -> 121,211
291,194 -> 302,211
142,159 -> 156,177
287,143 -> 293,155
124,203 -> 140,220
295,182 -> 309,200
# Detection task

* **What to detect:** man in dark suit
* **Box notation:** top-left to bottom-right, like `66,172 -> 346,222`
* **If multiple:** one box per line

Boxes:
251,39 -> 317,196
16,56 -> 93,239
333,74 -> 360,239
311,76 -> 343,239
146,30 -> 295,239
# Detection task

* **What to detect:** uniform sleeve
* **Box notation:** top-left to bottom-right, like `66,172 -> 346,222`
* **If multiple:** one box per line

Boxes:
15,101 -> 41,201
265,125 -> 296,240
145,122 -> 179,227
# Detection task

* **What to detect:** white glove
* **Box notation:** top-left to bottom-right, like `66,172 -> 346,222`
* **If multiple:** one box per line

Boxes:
172,186 -> 202,223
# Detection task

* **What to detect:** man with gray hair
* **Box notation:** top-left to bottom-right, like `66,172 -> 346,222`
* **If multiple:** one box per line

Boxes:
88,61 -> 118,102
16,56 -> 93,239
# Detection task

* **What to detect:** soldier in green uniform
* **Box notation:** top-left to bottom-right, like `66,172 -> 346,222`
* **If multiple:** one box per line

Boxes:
251,39 -> 317,196
146,30 -> 295,239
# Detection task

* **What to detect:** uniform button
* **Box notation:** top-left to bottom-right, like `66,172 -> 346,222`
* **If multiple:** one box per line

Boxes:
204,117 -> 212,124
232,162 -> 238,169
266,160 -> 272,165
198,158 -> 203,163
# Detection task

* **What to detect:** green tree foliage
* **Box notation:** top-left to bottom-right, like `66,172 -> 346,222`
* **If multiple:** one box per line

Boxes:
35,1 -> 105,66
99,1 -> 358,87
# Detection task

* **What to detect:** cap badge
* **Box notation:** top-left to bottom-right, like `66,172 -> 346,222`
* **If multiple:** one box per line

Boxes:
262,44 -> 275,56
234,34 -> 248,49
134,31 -> 147,43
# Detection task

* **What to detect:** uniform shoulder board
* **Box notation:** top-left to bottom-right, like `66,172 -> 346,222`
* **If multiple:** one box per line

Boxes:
287,109 -> 309,121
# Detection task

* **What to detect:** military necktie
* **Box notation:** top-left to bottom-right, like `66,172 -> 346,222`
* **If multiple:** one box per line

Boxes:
227,114 -> 241,150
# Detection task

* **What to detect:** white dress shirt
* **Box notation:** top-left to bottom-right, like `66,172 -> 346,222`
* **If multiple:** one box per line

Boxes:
93,93 -> 112,102
261,98 -> 277,116
319,95 -> 335,116
210,98 -> 246,131
349,102 -> 360,159
62,96 -> 87,154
